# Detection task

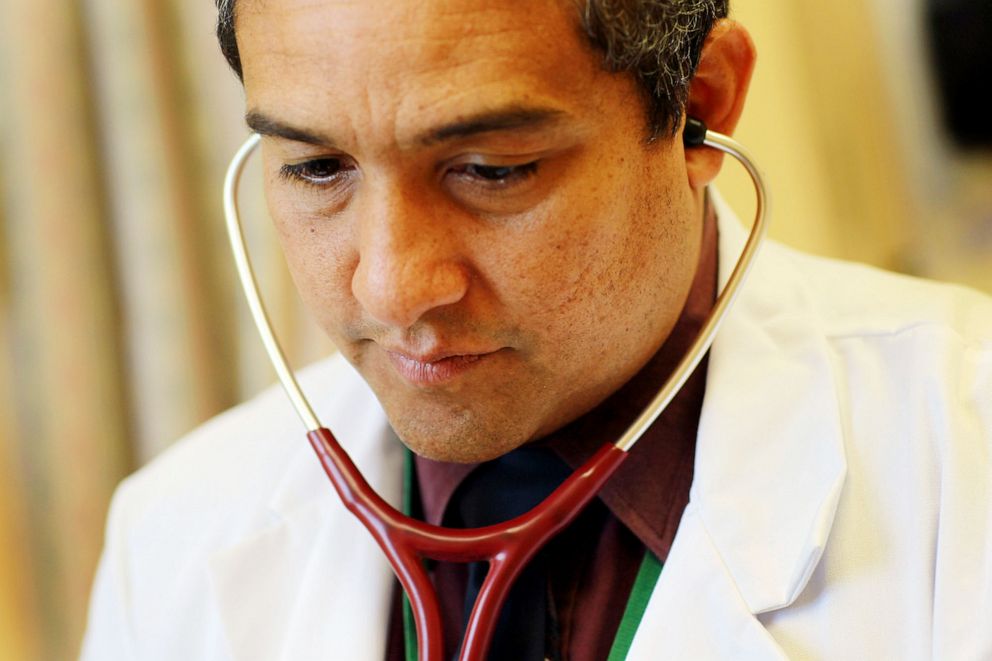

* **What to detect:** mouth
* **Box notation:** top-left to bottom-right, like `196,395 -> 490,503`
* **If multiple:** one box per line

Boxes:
385,348 -> 497,387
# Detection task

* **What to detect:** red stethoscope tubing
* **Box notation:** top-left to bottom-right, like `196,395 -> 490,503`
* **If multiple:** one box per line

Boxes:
307,426 -> 627,661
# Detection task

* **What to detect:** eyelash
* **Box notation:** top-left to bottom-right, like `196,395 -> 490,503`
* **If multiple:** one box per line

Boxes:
279,158 -> 354,187
450,162 -> 540,188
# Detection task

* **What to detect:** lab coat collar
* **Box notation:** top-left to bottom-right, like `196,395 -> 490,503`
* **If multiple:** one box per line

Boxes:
624,197 -> 848,658
690,194 -> 848,615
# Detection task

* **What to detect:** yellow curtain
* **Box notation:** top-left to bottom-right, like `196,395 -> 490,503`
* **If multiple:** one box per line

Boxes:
0,1 -> 330,658
0,2 -> 130,658
722,0 -> 992,287
0,1 -> 987,659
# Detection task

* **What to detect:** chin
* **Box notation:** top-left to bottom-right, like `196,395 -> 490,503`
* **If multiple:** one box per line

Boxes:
386,405 -> 532,464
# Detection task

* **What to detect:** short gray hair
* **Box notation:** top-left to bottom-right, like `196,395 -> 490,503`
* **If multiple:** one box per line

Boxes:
214,0 -> 728,138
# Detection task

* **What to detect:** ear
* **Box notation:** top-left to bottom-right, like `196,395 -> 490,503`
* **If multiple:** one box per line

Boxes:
683,20 -> 756,190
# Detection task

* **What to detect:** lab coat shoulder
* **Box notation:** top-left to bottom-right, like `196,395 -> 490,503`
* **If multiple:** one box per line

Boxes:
776,240 -> 992,343
80,353 -> 398,661
789,248 -> 992,660
683,214 -> 992,660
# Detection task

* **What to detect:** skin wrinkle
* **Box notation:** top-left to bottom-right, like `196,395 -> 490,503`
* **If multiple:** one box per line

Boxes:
235,0 -> 744,463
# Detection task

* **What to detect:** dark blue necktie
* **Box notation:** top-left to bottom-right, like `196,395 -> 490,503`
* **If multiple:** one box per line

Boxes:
443,446 -> 572,661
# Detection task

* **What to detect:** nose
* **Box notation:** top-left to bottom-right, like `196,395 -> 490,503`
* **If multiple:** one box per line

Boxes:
351,188 -> 470,329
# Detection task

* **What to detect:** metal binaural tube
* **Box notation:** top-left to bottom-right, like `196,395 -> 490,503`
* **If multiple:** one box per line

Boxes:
613,130 -> 769,451
222,133 -> 321,431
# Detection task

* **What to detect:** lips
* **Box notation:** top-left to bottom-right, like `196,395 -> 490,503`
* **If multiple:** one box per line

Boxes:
385,349 -> 493,387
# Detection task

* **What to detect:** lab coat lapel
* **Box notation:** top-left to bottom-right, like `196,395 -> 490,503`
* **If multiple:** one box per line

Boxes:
207,362 -> 405,661
626,504 -> 789,660
628,199 -> 847,657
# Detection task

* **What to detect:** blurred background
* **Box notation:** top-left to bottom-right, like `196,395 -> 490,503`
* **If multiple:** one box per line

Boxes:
0,0 -> 989,658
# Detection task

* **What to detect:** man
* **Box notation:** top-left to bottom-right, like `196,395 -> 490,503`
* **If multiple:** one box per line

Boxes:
82,1 -> 992,659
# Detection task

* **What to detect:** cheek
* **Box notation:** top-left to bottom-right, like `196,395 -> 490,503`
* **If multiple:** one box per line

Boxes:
264,183 -> 359,336
482,218 -> 610,375
499,194 -> 638,308
495,167 -> 693,360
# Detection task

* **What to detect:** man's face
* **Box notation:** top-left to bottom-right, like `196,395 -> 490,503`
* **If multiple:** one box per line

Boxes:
237,0 -> 702,462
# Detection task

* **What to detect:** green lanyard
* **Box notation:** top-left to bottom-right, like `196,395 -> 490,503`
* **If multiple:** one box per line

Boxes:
401,450 -> 663,661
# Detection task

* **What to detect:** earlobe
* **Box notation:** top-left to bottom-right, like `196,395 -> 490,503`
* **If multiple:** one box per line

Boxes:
683,20 -> 757,190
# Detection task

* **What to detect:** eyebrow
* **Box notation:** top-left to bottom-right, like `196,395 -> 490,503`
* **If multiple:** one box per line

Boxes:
419,106 -> 567,145
244,105 -> 568,148
245,111 -> 332,146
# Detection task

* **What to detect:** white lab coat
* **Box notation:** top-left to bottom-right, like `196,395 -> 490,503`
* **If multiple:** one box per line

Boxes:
81,205 -> 992,660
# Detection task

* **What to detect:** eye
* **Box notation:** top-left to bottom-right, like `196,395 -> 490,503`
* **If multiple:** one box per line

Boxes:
452,161 -> 539,187
279,157 -> 355,186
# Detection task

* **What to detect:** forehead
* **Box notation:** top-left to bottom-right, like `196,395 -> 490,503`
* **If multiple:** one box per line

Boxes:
236,0 -> 609,143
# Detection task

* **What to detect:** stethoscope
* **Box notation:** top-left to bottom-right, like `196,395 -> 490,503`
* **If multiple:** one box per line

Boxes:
222,116 -> 768,661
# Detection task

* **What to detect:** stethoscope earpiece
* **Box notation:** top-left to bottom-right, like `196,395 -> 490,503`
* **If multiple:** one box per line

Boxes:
683,116 -> 708,148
